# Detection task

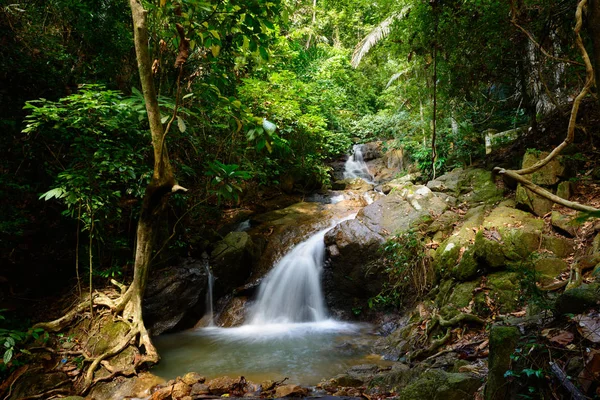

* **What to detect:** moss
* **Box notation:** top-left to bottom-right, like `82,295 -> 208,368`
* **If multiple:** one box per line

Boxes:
533,256 -> 568,280
554,283 -> 600,315
448,281 -> 479,308
83,316 -> 130,357
435,279 -> 456,306
485,325 -> 520,400
398,369 -> 481,400
460,169 -> 504,204
542,235 -> 574,258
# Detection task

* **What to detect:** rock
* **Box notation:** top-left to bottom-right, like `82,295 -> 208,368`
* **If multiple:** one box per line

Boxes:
515,184 -> 554,217
381,176 -> 414,194
448,281 -> 479,308
217,296 -> 249,327
533,256 -> 568,281
143,258 -> 210,335
521,151 -> 567,185
332,178 -> 374,191
332,374 -> 364,387
171,381 -> 191,398
368,363 -> 422,392
207,376 -> 237,395
275,384 -> 308,397
485,325 -> 519,400
83,317 -> 130,356
593,233 -> 600,254
427,168 -> 464,194
397,369 -> 481,400
473,206 -> 543,269
542,235 -> 575,258
151,386 -> 174,400
480,272 -> 520,314
211,232 -> 258,293
190,383 -> 210,396
91,372 -> 164,400
427,168 -> 503,205
551,211 -> 580,237
554,283 -> 600,315
181,372 -> 205,385
556,181 -> 571,200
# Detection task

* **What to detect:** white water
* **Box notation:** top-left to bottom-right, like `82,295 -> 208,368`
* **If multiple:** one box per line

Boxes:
152,214 -> 382,384
249,229 -> 329,324
204,262 -> 215,327
344,144 -> 374,183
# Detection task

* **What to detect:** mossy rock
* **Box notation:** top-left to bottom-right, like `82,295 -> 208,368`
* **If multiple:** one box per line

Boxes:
551,211 -> 581,237
515,184 -> 554,217
458,169 -> 504,205
533,256 -> 568,281
397,369 -> 482,400
542,235 -> 575,258
485,325 -> 520,400
83,316 -> 130,356
474,272 -> 520,315
448,280 -> 480,308
8,371 -> 72,400
554,283 -> 600,315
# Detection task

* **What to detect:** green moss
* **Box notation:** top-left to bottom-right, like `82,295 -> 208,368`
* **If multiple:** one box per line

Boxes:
448,281 -> 479,308
84,317 -> 130,356
485,325 -> 520,400
398,369 -> 481,400
554,283 -> 600,315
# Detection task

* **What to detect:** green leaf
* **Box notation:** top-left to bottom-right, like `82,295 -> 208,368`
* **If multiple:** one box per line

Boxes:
211,45 -> 221,57
3,348 -> 13,364
259,46 -> 269,61
177,116 -> 186,133
161,115 -> 169,124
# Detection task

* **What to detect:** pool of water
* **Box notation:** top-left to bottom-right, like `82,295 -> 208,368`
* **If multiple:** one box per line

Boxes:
152,320 -> 384,385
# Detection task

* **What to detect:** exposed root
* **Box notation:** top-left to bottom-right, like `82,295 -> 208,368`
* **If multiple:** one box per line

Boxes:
438,313 -> 486,327
410,328 -> 452,361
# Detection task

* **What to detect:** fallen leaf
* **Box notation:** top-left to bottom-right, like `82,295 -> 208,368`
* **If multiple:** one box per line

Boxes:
548,330 -> 574,346
579,350 -> 600,393
573,312 -> 600,343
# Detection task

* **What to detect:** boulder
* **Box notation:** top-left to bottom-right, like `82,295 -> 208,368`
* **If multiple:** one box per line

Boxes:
485,325 -> 520,400
556,181 -> 571,200
8,371 -> 72,400
332,177 -> 374,192
143,258 -> 210,335
397,369 -> 481,400
427,168 -> 503,205
533,256 -> 568,282
554,283 -> 600,315
551,211 -> 580,237
541,235 -> 575,258
521,151 -> 567,185
211,231 -> 258,293
515,184 -> 554,217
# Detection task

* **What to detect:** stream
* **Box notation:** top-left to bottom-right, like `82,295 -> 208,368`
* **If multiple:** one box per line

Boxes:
152,145 -> 382,386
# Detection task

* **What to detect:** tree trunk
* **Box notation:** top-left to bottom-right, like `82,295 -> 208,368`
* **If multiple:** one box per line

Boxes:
125,0 -> 185,363
589,0 -> 600,91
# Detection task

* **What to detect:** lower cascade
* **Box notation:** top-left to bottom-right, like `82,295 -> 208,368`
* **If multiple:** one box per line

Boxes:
249,228 -> 329,324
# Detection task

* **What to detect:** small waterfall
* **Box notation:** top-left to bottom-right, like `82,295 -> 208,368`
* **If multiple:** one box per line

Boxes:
249,230 -> 329,325
343,144 -> 374,183
199,254 -> 215,327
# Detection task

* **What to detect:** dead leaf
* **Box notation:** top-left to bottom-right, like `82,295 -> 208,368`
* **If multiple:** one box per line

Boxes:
548,330 -> 574,346
573,312 -> 600,343
578,350 -> 600,393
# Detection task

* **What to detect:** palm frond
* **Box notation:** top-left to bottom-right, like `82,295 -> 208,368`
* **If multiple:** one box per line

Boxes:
351,7 -> 410,68
385,71 -> 406,89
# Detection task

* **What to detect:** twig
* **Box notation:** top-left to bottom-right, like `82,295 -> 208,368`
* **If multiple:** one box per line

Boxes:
549,362 -> 586,400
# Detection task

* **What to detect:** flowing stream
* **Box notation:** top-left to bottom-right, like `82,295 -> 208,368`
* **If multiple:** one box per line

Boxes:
152,214 -> 383,385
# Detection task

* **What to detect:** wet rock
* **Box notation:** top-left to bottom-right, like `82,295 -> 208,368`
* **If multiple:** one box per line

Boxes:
190,383 -> 210,396
151,386 -> 173,400
181,372 -> 205,385
207,376 -> 237,395
171,381 -> 191,398
143,258 -> 210,335
397,369 -> 481,400
332,178 -> 374,192
554,283 -> 600,315
217,296 -> 249,327
211,232 -> 259,293
485,325 -> 519,400
275,384 -> 308,397
332,374 -> 364,387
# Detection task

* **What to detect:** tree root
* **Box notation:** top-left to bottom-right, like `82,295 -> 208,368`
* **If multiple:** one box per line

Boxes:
438,313 -> 486,327
410,328 -> 451,361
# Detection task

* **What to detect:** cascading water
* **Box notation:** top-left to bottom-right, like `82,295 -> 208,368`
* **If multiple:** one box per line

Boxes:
203,262 -> 215,327
249,228 -> 329,324
344,144 -> 374,183
152,214 -> 385,385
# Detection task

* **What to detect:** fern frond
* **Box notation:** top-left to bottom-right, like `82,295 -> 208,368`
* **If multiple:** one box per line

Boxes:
351,7 -> 410,68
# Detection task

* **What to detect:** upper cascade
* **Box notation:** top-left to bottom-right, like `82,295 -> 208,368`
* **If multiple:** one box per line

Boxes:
343,144 -> 375,184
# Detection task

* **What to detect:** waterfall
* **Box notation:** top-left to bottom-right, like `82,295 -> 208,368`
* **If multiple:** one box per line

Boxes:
198,255 -> 215,327
343,144 -> 374,183
249,229 -> 328,324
